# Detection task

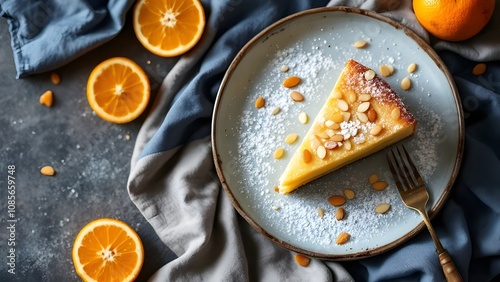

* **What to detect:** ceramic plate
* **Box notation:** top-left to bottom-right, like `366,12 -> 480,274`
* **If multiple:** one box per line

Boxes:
211,7 -> 464,260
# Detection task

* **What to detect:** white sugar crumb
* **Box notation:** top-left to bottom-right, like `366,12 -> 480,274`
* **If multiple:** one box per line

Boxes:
227,37 -> 443,253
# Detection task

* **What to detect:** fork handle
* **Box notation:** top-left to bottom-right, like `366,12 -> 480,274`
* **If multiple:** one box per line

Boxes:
438,250 -> 463,282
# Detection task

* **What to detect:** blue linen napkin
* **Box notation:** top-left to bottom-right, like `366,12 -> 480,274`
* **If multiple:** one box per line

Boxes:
0,0 -> 135,78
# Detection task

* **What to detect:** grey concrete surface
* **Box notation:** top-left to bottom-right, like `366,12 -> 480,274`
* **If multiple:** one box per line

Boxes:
0,11 -> 177,281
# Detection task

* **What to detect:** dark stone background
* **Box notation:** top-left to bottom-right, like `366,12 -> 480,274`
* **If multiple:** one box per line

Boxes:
0,11 -> 177,281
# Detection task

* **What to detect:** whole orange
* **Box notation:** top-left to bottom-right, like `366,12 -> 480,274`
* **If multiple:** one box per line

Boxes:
413,0 -> 495,41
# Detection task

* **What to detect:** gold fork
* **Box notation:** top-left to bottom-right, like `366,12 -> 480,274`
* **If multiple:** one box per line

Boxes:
386,145 -> 463,282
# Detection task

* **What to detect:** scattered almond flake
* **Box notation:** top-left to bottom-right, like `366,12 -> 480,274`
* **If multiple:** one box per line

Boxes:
280,65 -> 289,73
298,112 -> 308,124
273,147 -> 285,159
368,174 -> 379,184
317,207 -> 325,218
50,72 -> 61,85
39,90 -> 54,107
407,63 -> 417,74
336,232 -> 350,245
285,133 -> 299,144
472,63 -> 486,76
271,107 -> 281,115
125,133 -> 131,140
353,40 -> 368,48
255,96 -> 265,108
40,166 -> 55,176
282,76 -> 301,88
294,254 -> 311,267
375,203 -> 391,214
343,188 -> 355,200
401,77 -> 411,90
364,69 -> 375,80
272,205 -> 280,210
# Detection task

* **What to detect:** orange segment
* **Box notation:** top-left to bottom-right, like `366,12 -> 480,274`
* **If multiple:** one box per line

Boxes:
133,0 -> 206,57
87,57 -> 150,124
72,218 -> 144,282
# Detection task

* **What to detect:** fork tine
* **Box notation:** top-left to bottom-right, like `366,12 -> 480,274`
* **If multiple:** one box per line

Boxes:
401,145 -> 425,187
386,150 -> 406,195
394,146 -> 417,190
391,147 -> 414,191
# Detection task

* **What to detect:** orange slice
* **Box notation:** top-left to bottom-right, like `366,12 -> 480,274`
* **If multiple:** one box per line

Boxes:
72,218 -> 144,282
86,57 -> 150,124
133,0 -> 206,57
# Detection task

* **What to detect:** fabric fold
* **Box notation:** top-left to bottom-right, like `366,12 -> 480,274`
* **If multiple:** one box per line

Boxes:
0,0 -> 135,78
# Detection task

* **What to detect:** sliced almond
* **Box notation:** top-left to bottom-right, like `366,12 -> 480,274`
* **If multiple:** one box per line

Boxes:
255,96 -> 265,108
282,76 -> 301,88
353,40 -> 367,48
347,90 -> 357,103
385,64 -> 395,74
318,207 -> 325,218
379,64 -> 392,77
343,112 -> 351,122
302,149 -> 312,163
407,63 -> 417,74
356,112 -> 368,123
328,195 -> 346,206
368,174 -> 379,184
343,139 -> 352,150
325,120 -> 335,128
285,133 -> 299,144
337,99 -> 349,111
336,232 -> 351,245
370,125 -> 383,136
273,148 -> 285,159
271,107 -> 281,115
375,203 -> 391,214
310,135 -> 322,149
391,107 -> 401,120
39,90 -> 54,107
332,90 -> 343,99
331,134 -> 344,142
472,63 -> 486,76
298,112 -> 308,124
40,166 -> 55,176
401,77 -> 411,91
290,91 -> 304,102
50,72 -> 61,85
364,69 -> 376,81
359,93 -> 371,102
335,208 -> 346,220
317,145 -> 327,159
332,112 -> 344,123
343,188 -> 355,200
372,181 -> 388,191
367,108 -> 377,122
357,101 -> 370,113
294,254 -> 311,267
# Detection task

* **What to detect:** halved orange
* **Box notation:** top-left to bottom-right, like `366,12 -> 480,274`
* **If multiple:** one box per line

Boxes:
133,0 -> 206,57
86,57 -> 150,124
72,218 -> 144,282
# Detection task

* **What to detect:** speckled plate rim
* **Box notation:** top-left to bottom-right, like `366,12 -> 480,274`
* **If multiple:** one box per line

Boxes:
211,6 -> 464,260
